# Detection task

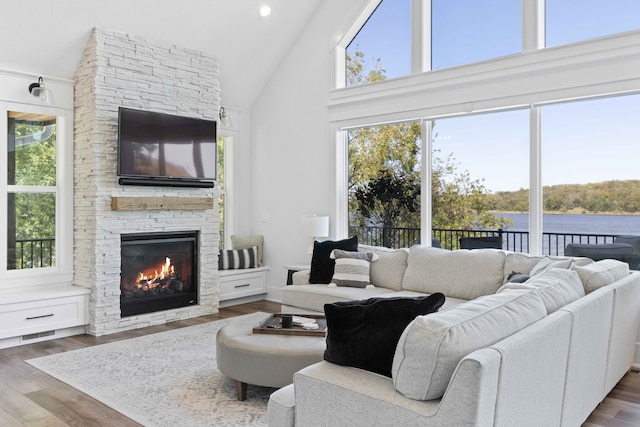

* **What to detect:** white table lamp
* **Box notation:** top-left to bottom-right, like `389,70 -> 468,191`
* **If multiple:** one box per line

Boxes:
301,215 -> 329,254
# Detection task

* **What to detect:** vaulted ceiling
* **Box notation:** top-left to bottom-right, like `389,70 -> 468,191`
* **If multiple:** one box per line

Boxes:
0,0 -> 322,107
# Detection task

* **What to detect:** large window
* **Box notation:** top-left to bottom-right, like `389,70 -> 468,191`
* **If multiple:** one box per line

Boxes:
546,0 -> 640,47
341,0 -> 640,86
346,0 -> 412,86
347,121 -> 421,247
430,110 -> 529,249
431,0 -> 521,70
217,135 -> 228,248
540,94 -> 640,253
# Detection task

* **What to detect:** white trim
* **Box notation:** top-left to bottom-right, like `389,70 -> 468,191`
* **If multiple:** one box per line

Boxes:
421,119 -> 432,246
329,31 -> 640,124
529,107 -> 543,255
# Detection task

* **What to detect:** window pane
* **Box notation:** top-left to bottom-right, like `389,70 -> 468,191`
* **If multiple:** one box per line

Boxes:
541,94 -> 640,253
346,0 -> 412,86
8,112 -> 57,186
432,0 -> 521,70
348,121 -> 421,248
8,192 -> 56,269
546,0 -> 640,47
430,110 -> 529,250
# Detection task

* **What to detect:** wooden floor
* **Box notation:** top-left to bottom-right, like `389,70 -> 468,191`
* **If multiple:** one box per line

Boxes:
0,299 -> 638,426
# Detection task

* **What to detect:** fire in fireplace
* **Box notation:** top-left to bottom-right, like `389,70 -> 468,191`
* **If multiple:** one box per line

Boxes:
120,231 -> 198,317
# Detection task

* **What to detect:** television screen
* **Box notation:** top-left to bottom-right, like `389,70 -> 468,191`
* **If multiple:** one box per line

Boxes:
117,107 -> 216,185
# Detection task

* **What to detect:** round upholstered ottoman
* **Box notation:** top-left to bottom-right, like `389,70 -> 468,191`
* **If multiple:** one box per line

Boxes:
216,312 -> 326,400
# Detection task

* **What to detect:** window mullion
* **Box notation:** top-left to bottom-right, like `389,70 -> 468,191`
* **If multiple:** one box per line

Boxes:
522,0 -> 545,52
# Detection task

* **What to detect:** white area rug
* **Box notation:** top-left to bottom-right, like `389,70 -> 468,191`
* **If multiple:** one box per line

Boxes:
26,313 -> 276,426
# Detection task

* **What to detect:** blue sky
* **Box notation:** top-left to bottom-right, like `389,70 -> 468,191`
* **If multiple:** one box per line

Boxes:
347,0 -> 640,192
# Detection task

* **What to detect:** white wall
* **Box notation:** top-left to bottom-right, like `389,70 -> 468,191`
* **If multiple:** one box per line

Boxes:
249,0 -> 370,301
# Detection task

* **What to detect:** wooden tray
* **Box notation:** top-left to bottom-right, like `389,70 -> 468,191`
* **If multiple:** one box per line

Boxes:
253,313 -> 327,337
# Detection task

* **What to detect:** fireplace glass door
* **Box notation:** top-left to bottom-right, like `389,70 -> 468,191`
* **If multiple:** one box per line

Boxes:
120,231 -> 198,317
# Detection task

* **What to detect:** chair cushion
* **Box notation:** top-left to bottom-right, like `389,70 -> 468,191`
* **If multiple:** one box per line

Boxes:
402,246 -> 506,299
392,290 -> 546,400
571,259 -> 630,293
309,236 -> 358,284
324,293 -> 445,377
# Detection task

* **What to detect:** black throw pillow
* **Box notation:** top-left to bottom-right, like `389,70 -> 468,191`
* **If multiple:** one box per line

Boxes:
323,293 -> 446,377
507,271 -> 530,283
309,236 -> 358,284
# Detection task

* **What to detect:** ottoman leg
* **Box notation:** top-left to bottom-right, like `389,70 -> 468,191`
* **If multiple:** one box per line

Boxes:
235,380 -> 248,401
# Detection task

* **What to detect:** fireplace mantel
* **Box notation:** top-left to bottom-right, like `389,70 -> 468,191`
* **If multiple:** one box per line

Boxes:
111,197 -> 214,211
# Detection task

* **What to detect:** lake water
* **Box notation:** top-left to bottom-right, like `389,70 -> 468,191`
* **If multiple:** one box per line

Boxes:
495,212 -> 640,236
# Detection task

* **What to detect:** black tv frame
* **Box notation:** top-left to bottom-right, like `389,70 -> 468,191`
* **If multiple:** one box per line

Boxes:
117,107 -> 217,188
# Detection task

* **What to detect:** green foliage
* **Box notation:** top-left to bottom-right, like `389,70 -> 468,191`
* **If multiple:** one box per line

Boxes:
492,180 -> 640,214
432,150 -> 512,231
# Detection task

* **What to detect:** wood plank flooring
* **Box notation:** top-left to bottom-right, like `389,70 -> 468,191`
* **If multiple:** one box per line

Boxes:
0,299 -> 638,426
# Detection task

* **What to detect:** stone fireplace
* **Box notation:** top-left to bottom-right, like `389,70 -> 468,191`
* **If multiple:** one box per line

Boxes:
73,27 -> 220,335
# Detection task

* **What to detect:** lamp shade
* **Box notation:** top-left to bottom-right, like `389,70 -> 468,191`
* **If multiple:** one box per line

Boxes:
301,215 -> 329,238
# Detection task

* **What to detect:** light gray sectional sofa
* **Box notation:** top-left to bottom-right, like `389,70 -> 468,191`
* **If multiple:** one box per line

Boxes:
268,245 -> 640,427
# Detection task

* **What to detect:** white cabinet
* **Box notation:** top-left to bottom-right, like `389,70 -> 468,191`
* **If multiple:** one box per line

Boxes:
218,266 -> 269,302
0,285 -> 90,348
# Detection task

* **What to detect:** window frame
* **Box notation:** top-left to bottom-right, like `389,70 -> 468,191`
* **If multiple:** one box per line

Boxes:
0,101 -> 73,287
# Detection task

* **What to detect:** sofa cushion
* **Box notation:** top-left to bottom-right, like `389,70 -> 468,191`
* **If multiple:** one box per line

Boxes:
218,246 -> 259,270
309,236 -> 358,284
330,249 -> 378,288
231,234 -> 264,266
324,293 -> 445,377
392,289 -> 546,400
503,252 -> 543,282
529,257 -> 573,276
498,268 -> 585,314
402,246 -> 506,300
571,259 -> 629,293
358,245 -> 408,291
282,284 -> 396,312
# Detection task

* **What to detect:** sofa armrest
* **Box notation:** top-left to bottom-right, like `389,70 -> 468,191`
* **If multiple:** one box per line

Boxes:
291,270 -> 310,285
292,352 -> 500,427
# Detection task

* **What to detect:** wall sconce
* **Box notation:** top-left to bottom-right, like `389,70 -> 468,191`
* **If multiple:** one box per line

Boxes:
219,106 -> 231,128
301,215 -> 329,254
28,77 -> 54,105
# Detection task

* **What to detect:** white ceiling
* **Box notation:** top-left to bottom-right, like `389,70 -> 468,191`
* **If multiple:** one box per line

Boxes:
0,0 -> 321,107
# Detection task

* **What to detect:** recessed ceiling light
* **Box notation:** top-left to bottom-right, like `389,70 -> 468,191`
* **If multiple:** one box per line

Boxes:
259,5 -> 271,17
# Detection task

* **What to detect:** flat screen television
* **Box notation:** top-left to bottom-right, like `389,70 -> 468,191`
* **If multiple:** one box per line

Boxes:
117,107 -> 217,188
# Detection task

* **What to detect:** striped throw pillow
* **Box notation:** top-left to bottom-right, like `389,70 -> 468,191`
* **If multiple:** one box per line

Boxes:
330,249 -> 378,288
218,246 -> 259,270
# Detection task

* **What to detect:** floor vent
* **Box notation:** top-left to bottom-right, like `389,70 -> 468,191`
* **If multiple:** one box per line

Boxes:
22,330 -> 55,341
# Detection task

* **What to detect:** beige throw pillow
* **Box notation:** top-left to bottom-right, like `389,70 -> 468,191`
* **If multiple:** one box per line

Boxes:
231,235 -> 264,266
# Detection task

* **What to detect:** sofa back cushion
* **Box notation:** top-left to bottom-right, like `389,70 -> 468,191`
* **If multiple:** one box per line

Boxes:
571,259 -> 630,293
392,289 -> 546,400
358,245 -> 408,291
401,246 -> 506,299
498,268 -> 585,314
503,252 -> 543,282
